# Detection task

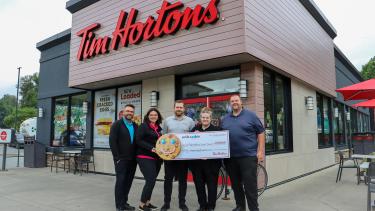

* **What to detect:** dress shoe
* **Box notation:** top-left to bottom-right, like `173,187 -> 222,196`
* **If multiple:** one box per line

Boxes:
124,204 -> 135,211
232,207 -> 245,211
179,204 -> 189,211
160,204 -> 170,211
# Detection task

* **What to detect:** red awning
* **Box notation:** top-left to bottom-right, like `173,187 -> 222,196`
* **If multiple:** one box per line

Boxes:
353,99 -> 375,108
336,78 -> 375,101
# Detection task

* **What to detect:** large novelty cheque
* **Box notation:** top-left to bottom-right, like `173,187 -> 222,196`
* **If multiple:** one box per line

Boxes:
155,131 -> 230,160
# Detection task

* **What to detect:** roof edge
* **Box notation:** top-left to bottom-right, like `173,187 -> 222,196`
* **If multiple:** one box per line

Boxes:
299,0 -> 337,39
66,0 -> 100,13
334,44 -> 363,82
36,29 -> 71,51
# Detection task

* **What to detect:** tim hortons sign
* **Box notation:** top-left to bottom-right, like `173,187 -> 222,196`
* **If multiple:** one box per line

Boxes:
76,0 -> 220,61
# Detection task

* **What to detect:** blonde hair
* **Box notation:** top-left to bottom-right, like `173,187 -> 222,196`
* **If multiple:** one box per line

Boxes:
200,107 -> 212,118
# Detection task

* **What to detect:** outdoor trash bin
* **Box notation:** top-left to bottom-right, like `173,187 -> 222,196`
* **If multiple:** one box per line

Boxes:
24,138 -> 46,168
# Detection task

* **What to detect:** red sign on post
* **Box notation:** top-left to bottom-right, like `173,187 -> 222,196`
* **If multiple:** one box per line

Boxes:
0,129 -> 11,144
76,0 -> 220,61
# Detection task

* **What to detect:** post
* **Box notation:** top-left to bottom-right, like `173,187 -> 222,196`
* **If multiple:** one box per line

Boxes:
1,144 -> 7,171
15,67 -> 21,167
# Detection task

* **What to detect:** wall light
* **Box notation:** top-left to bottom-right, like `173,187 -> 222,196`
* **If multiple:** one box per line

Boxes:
346,111 -> 351,121
239,80 -> 248,98
82,101 -> 88,114
150,91 -> 159,107
38,108 -> 44,118
305,96 -> 314,110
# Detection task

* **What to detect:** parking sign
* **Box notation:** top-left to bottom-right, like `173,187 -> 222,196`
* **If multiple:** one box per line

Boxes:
0,129 -> 11,144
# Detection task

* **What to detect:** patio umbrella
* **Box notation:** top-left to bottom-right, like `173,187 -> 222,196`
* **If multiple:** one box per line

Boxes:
353,99 -> 375,108
336,78 -> 375,101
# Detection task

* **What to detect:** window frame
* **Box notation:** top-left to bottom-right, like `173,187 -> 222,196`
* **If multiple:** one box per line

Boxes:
263,69 -> 293,155
51,92 -> 88,148
317,93 -> 333,149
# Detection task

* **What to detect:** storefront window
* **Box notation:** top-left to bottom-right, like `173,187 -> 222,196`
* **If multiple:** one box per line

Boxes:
70,94 -> 87,146
317,93 -> 333,148
53,97 -> 68,146
52,94 -> 88,147
350,108 -> 358,133
93,89 -> 116,148
263,70 -> 292,153
264,72 -> 273,152
180,69 -> 240,98
333,101 -> 346,147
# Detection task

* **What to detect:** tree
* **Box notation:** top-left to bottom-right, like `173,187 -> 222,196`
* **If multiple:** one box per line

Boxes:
20,72 -> 39,108
361,56 -> 375,80
3,107 -> 37,130
0,95 -> 17,128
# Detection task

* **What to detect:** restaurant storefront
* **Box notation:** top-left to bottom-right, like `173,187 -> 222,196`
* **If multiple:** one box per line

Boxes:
36,0 -> 371,186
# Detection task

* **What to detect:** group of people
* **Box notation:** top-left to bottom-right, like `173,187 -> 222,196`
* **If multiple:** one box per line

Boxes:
109,95 -> 265,211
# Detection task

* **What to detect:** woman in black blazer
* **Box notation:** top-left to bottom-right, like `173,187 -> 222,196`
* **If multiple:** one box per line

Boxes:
136,108 -> 163,211
190,107 -> 222,211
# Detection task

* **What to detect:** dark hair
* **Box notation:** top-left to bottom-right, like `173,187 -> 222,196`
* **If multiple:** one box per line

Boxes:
174,100 -> 185,107
124,104 -> 135,110
143,108 -> 163,125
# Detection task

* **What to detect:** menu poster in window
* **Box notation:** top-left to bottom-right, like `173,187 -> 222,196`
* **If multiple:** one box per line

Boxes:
117,85 -> 142,125
94,89 -> 116,148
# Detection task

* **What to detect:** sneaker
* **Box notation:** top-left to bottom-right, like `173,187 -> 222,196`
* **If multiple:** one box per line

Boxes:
160,204 -> 170,211
138,205 -> 152,211
146,203 -> 158,210
179,204 -> 189,211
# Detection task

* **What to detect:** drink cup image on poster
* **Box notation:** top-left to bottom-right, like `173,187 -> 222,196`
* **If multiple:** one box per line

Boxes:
118,85 -> 142,125
94,89 -> 116,148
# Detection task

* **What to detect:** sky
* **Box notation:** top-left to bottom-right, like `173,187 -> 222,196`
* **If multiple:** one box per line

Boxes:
0,0 -> 374,98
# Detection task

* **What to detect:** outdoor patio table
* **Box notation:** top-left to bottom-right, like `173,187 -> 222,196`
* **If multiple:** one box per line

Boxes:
352,154 -> 375,184
62,150 -> 81,174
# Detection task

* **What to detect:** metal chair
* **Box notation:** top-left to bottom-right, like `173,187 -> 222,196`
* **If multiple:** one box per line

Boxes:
50,147 -> 70,173
336,151 -> 360,184
76,149 -> 95,176
367,162 -> 375,211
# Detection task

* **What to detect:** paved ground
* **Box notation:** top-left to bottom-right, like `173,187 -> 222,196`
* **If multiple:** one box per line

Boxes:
0,162 -> 369,211
0,145 -> 24,169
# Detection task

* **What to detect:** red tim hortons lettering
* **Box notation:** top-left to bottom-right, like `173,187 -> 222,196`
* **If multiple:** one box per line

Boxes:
76,0 -> 220,61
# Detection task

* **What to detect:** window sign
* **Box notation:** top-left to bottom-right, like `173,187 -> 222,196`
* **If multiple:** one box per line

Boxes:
93,89 -> 116,148
117,85 -> 142,125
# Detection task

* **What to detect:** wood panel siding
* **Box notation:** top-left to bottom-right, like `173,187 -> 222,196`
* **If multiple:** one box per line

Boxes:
244,0 -> 336,96
69,0 -> 336,97
69,0 -> 246,87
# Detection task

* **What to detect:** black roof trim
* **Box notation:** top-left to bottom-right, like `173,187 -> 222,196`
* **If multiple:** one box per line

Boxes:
66,0 -> 100,13
334,44 -> 363,82
299,0 -> 337,39
36,29 -> 71,51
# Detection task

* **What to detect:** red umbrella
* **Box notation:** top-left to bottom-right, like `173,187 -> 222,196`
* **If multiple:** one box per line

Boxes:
353,99 -> 375,108
336,78 -> 375,101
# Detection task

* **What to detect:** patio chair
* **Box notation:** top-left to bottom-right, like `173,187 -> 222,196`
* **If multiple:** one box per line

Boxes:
336,151 -> 360,184
50,147 -> 70,173
367,162 -> 375,211
76,149 -> 96,176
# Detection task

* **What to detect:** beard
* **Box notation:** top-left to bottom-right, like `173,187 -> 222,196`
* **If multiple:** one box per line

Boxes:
124,114 -> 133,120
175,110 -> 184,117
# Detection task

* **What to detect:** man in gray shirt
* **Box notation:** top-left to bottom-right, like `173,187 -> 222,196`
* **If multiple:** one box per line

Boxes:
161,100 -> 195,211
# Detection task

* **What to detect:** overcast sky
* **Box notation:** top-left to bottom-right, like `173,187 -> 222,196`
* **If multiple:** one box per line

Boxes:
0,0 -> 374,98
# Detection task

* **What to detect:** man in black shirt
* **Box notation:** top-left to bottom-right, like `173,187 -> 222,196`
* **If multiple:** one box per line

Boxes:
109,104 -> 138,211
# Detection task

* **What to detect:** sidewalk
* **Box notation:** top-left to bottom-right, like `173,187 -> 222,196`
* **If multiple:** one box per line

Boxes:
0,165 -> 367,211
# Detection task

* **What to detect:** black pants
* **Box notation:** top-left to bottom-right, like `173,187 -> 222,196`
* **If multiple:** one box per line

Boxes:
191,160 -> 221,209
137,158 -> 162,203
163,160 -> 189,206
114,159 -> 137,209
225,157 -> 258,211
